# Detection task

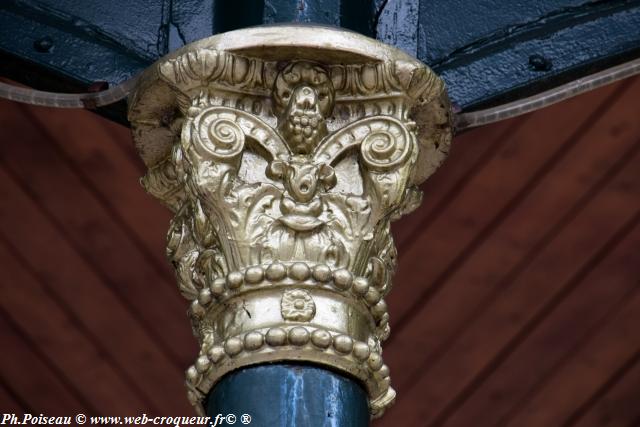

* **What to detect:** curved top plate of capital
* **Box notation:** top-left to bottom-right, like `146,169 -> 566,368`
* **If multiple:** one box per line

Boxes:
128,25 -> 453,187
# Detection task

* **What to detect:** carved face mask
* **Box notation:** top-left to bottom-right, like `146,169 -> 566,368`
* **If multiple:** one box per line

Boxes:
273,62 -> 335,154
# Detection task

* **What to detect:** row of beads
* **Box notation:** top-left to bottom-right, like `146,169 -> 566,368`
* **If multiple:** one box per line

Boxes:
194,262 -> 389,320
186,326 -> 390,389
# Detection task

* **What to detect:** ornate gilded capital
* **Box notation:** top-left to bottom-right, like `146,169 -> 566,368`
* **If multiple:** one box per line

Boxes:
128,26 -> 452,418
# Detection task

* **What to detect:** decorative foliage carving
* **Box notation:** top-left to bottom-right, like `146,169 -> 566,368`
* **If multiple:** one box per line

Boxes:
159,49 -> 269,93
281,289 -> 316,322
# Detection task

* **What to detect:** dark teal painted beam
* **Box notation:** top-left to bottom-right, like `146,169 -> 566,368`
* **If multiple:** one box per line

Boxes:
425,0 -> 640,110
2,0 -> 640,122
206,364 -> 370,427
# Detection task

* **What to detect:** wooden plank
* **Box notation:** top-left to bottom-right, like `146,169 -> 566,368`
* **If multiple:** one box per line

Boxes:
571,355 -> 640,427
0,380 -> 29,413
506,290 -> 640,426
383,78 -> 636,396
0,101 -> 194,366
0,311 -> 87,415
17,104 -> 172,278
0,167 -> 191,414
385,77 -> 640,393
381,130 -> 640,426
392,116 -> 525,250
443,220 -> 640,426
387,79 -> 629,329
0,237 -> 151,414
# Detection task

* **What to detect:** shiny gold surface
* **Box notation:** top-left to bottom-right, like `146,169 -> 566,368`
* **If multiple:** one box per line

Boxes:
128,25 -> 452,418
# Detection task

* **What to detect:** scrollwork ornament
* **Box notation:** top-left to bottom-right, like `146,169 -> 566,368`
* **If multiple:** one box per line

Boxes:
313,116 -> 414,172
191,111 -> 245,161
360,122 -> 414,172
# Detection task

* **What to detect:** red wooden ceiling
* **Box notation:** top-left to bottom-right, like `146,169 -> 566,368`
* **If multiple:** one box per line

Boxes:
0,76 -> 638,426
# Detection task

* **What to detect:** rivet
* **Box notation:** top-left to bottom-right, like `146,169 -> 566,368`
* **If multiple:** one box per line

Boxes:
33,36 -> 54,53
528,54 -> 552,72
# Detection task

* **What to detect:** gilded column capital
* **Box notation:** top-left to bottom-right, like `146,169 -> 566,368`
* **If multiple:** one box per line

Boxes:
128,25 -> 452,418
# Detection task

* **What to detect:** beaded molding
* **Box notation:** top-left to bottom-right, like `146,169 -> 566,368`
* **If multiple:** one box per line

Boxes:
190,262 -> 391,342
185,325 -> 395,418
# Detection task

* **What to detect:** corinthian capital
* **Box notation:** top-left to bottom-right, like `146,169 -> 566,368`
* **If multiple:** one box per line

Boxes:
128,25 -> 452,418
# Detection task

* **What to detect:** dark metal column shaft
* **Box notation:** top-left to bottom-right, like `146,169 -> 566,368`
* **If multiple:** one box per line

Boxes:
214,0 -> 375,36
206,364 -> 370,426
